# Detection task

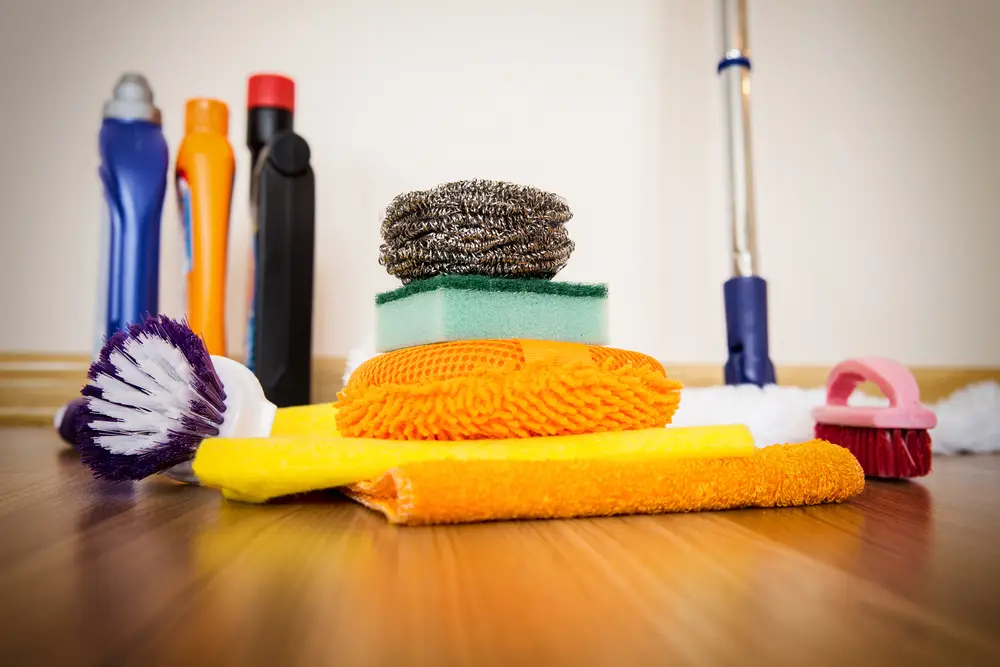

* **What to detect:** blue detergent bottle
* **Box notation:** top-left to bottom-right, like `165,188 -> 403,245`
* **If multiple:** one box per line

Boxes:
56,74 -> 169,445
94,73 -> 169,354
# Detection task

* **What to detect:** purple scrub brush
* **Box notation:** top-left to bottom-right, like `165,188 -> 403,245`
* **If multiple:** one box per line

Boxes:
72,314 -> 277,482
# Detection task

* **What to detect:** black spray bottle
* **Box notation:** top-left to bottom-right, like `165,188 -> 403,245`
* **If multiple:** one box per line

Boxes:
245,74 -> 315,407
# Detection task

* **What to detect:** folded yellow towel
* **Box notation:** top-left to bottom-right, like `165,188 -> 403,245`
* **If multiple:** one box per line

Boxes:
191,424 -> 757,503
270,403 -> 342,436
343,440 -> 865,525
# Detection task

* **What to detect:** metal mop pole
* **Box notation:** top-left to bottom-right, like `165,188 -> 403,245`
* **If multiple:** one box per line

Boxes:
717,0 -> 775,386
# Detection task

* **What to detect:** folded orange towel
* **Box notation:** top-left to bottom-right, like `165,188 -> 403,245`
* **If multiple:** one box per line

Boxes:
343,439 -> 865,525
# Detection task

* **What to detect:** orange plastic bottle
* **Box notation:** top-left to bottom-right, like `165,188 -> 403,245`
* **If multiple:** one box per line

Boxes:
175,99 -> 235,355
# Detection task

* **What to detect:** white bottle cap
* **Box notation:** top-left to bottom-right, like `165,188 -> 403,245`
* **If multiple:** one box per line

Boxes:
103,73 -> 162,124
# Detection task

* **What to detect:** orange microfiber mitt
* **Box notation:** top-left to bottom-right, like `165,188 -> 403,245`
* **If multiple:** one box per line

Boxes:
343,439 -> 865,525
337,339 -> 683,440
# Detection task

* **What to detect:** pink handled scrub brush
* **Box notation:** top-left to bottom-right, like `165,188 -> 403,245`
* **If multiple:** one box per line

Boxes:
812,357 -> 936,479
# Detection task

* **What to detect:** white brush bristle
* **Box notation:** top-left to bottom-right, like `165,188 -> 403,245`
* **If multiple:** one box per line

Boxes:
86,334 -> 202,454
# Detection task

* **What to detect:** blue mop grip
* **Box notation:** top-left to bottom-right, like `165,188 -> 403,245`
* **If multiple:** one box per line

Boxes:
724,275 -> 776,386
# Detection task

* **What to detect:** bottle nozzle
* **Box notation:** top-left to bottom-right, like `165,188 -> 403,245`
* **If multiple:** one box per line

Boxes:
104,72 -> 162,124
184,98 -> 229,135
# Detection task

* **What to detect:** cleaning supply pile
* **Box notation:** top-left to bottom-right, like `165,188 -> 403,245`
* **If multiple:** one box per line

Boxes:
71,180 -> 868,526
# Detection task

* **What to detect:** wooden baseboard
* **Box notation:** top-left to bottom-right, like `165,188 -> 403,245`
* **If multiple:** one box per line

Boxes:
2,353 -> 997,427
0,354 -> 345,427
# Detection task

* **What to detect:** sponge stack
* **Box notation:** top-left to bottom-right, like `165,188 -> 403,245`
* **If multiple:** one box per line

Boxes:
374,180 -> 608,352
338,179 -> 683,443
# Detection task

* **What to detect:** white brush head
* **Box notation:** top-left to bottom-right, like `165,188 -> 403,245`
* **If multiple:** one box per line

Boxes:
210,356 -> 279,439
162,356 -> 278,485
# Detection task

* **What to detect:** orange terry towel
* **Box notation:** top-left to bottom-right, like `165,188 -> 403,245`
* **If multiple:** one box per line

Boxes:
343,440 -> 865,525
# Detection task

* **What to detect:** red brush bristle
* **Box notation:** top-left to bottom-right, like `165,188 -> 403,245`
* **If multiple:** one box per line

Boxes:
815,423 -> 932,478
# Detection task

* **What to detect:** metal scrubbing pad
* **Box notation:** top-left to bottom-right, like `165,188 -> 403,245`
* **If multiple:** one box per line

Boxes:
378,179 -> 576,284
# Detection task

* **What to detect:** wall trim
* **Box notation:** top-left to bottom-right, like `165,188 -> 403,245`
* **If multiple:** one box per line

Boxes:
1,353 -> 997,426
0,354 -> 347,426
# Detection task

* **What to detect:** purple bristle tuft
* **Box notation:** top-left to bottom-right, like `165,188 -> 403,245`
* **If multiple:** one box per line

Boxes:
72,314 -> 230,481
75,401 -> 212,481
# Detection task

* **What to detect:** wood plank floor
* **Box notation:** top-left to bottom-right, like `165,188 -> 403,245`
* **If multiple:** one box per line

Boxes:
1,426 -> 998,666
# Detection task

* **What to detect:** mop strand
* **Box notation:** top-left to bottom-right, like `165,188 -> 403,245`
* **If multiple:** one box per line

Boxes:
378,179 -> 575,284
673,382 -> 1000,455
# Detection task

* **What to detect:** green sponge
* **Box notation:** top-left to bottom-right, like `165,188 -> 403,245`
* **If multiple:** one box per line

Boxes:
375,275 -> 608,352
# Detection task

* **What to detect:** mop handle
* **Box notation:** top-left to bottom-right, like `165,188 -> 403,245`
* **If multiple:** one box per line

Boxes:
719,0 -> 757,277
717,0 -> 775,386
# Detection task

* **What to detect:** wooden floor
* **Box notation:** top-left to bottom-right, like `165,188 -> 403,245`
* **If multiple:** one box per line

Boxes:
1,427 -> 999,667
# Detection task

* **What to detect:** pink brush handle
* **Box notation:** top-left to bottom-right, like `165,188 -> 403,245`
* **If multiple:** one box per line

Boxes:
812,357 -> 937,430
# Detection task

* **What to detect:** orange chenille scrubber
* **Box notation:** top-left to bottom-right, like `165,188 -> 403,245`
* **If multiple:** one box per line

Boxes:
335,339 -> 683,440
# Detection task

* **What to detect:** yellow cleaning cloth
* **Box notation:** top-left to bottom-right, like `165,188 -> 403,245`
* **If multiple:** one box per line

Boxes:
192,424 -> 756,503
270,403 -> 342,436
344,440 -> 864,525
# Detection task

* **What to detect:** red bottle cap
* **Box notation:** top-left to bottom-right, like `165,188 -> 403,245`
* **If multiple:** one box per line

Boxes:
247,74 -> 295,112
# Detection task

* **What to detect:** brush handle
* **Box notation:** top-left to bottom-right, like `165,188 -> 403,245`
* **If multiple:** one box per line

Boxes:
826,357 -> 921,407
812,357 -> 937,430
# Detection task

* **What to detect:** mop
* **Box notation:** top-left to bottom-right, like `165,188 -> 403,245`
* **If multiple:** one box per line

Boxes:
344,0 -> 999,456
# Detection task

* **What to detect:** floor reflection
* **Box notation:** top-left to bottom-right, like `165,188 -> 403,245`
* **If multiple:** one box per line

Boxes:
71,474 -> 200,654
856,479 -> 934,595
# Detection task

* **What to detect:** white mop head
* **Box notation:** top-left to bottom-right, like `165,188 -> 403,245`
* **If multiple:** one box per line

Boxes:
669,381 -> 1000,454
342,340 -> 1000,454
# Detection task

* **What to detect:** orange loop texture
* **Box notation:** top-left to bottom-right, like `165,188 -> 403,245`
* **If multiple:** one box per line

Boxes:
336,340 -> 683,440
343,439 -> 866,525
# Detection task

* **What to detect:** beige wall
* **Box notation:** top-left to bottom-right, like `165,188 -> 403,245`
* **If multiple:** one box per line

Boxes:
1,0 -> 998,366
